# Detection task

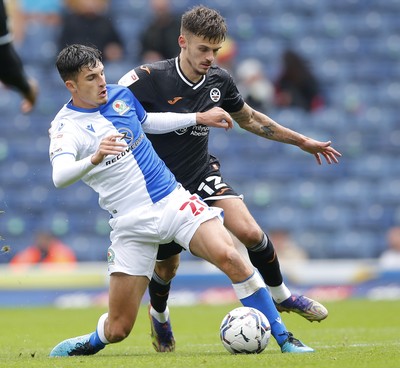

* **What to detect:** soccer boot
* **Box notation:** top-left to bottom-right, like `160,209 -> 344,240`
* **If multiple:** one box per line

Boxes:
280,332 -> 314,353
148,305 -> 175,352
49,333 -> 104,357
275,294 -> 328,322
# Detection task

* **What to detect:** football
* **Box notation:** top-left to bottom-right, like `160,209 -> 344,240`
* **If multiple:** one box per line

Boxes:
219,306 -> 271,354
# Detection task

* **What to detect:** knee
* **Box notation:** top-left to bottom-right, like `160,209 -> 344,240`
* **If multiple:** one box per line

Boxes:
106,320 -> 132,343
155,256 -> 180,282
237,226 -> 263,247
218,248 -> 252,281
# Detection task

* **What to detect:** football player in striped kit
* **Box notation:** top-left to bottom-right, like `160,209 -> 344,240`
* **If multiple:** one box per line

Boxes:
48,44 -> 314,357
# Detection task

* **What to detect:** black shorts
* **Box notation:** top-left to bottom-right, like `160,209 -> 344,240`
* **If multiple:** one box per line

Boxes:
156,155 -> 240,261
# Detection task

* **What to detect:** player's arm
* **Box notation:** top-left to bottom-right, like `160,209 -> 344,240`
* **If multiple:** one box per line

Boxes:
0,1 -> 38,113
230,103 -> 341,165
119,71 -> 233,133
51,134 -> 127,188
52,153 -> 95,188
196,107 -> 233,129
143,107 -> 232,134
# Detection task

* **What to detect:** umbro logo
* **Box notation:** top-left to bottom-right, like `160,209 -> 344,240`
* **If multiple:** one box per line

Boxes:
167,97 -> 183,105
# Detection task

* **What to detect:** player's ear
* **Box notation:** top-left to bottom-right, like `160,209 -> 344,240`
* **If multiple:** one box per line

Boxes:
178,35 -> 187,49
65,80 -> 77,93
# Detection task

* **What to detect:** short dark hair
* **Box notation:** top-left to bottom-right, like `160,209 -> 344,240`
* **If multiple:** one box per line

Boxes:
181,6 -> 227,43
56,44 -> 102,82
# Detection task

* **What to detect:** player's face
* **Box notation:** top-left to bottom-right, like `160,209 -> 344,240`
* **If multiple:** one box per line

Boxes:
68,62 -> 108,109
179,34 -> 223,81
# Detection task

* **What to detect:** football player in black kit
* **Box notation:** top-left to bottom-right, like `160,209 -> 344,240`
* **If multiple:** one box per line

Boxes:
119,5 -> 341,353
0,0 -> 37,113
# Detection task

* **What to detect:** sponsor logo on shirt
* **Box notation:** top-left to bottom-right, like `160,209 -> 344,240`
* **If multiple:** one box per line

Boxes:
174,125 -> 209,136
105,133 -> 145,166
118,128 -> 134,145
174,128 -> 188,135
190,125 -> 209,137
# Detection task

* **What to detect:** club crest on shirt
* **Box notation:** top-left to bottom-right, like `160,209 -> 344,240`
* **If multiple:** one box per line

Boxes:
113,100 -> 130,115
210,88 -> 221,102
107,247 -> 115,266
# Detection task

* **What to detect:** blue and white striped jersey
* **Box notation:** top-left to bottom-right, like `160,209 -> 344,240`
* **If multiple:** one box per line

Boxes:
49,84 -> 177,216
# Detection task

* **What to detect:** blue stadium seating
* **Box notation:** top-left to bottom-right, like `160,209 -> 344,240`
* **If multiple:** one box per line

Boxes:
1,0 -> 399,261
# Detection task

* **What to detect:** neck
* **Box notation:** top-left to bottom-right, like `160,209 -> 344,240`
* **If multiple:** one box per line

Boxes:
178,55 -> 203,83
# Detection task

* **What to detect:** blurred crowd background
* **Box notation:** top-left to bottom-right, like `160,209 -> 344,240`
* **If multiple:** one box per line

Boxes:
1,0 -> 400,265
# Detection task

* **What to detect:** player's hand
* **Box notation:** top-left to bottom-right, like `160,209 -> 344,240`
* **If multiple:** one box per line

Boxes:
196,107 -> 233,130
91,134 -> 128,165
299,138 -> 342,165
21,78 -> 38,114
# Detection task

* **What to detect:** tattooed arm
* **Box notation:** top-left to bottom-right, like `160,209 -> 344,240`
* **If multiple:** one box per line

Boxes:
230,103 -> 341,165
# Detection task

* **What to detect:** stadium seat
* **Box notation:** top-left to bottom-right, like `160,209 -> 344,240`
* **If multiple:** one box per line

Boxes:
1,0 -> 398,260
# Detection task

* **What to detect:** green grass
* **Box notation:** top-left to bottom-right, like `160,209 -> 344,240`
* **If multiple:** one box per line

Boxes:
0,299 -> 399,368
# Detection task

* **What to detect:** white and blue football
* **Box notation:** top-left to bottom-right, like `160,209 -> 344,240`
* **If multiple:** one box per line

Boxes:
220,306 -> 271,354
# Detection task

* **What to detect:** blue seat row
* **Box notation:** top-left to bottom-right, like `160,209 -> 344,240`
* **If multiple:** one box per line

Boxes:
1,0 -> 399,261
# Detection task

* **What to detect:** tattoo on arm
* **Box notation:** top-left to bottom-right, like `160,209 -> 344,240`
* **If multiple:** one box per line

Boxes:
232,105 -> 278,139
261,124 -> 274,138
233,105 -> 303,145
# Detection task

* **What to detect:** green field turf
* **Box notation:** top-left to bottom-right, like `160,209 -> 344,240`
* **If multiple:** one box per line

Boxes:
0,299 -> 399,368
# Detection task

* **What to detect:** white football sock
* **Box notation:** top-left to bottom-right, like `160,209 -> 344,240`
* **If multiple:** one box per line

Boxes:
150,305 -> 170,323
269,283 -> 291,303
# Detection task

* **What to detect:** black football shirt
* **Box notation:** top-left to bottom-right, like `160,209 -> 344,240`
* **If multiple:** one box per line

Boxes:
122,57 -> 244,189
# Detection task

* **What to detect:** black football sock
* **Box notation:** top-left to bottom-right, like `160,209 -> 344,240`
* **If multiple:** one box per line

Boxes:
149,272 -> 171,313
247,233 -> 283,287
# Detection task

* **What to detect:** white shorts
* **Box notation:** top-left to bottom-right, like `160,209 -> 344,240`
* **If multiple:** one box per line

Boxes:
107,185 -> 223,279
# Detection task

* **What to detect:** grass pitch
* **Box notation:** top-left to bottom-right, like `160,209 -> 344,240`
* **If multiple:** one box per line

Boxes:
0,299 -> 399,368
